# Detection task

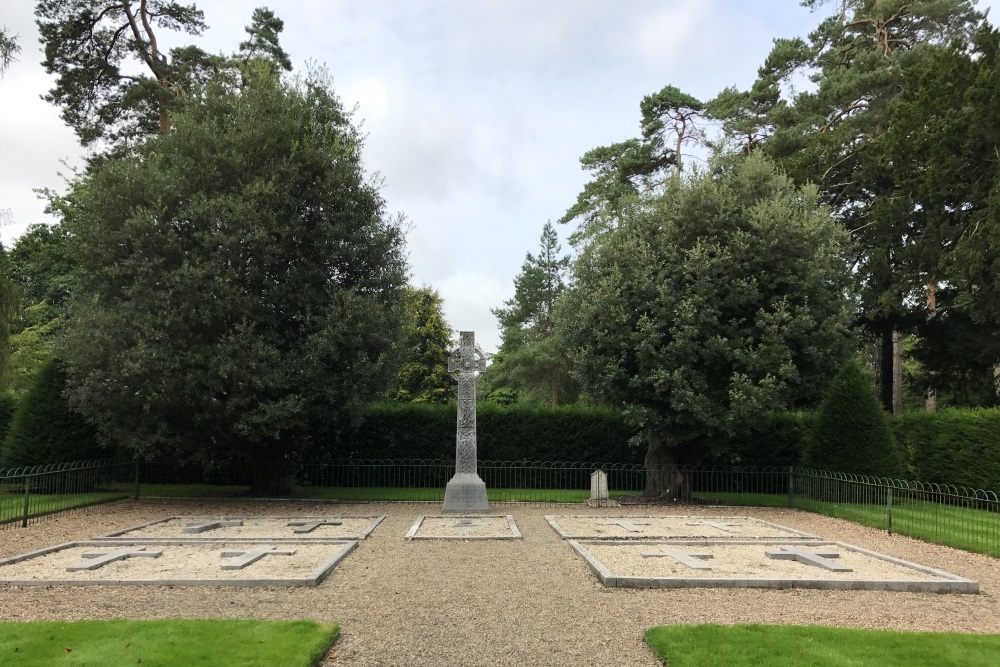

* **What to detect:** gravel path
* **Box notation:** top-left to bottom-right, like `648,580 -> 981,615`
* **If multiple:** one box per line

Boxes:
0,499 -> 998,666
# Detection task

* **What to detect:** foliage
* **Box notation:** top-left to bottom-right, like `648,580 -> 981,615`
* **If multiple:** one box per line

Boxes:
487,222 -> 577,405
329,402 -> 642,463
0,619 -> 338,667
0,243 -> 19,386
804,358 -> 904,476
4,315 -> 56,394
8,223 -> 76,328
894,408 -> 1000,492
0,391 -> 17,444
393,286 -> 453,404
0,25 -> 19,76
1,357 -> 106,466
645,624 -> 1000,667
53,70 -> 408,471
561,153 -> 856,478
35,1 -> 292,150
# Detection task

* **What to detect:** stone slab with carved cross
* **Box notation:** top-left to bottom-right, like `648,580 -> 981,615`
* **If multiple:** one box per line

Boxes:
405,515 -> 522,540
183,520 -> 244,534
96,516 -> 385,541
442,330 -> 490,513
0,540 -> 360,587
565,540 -> 978,593
544,515 -> 822,540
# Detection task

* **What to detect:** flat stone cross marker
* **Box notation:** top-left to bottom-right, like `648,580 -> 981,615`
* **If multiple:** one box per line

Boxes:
640,549 -> 714,570
183,519 -> 244,534
765,546 -> 853,572
598,520 -> 651,533
452,519 -> 488,533
67,546 -> 163,572
220,546 -> 297,570
686,520 -> 743,533
287,520 -> 342,534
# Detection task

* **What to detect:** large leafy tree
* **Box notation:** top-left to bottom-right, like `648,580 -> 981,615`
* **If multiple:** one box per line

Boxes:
488,222 -> 577,406
36,1 -> 291,149
0,244 -> 20,387
52,70 -> 408,482
715,0 -> 984,411
393,286 -> 453,404
562,154 -> 855,497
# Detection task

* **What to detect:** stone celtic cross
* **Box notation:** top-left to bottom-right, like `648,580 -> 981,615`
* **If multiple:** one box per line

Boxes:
442,331 -> 490,512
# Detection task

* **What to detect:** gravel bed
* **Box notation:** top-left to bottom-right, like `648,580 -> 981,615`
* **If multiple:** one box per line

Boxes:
0,500 -> 998,666
0,542 -> 346,582
106,516 -> 381,540
582,542 -> 943,580
411,515 -> 516,538
546,515 -> 817,540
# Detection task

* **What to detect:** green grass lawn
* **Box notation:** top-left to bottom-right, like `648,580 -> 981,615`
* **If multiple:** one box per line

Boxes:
646,625 -> 1000,666
0,491 -> 128,524
0,619 -> 337,667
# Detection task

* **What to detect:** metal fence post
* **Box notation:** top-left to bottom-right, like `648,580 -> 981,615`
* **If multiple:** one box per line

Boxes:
133,461 -> 141,501
787,466 -> 794,508
886,485 -> 893,535
21,476 -> 31,528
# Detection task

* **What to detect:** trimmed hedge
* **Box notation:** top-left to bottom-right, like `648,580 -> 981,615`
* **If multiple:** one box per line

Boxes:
894,408 -> 1000,492
0,392 -> 18,446
803,358 -> 904,477
333,402 -> 643,463
1,358 -> 108,467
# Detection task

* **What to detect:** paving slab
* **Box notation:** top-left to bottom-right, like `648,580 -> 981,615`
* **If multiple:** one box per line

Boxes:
545,515 -> 821,540
96,515 -> 384,542
405,514 -> 522,540
568,539 -> 979,593
0,540 -> 356,587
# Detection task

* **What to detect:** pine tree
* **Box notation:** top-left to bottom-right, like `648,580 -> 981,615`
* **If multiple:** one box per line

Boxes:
394,286 -> 454,404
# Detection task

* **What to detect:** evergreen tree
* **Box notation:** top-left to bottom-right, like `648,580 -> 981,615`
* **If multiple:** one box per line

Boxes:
488,222 -> 576,406
53,70 -> 408,480
803,357 -> 904,476
394,286 -> 454,404
0,25 -> 19,76
0,243 -> 20,388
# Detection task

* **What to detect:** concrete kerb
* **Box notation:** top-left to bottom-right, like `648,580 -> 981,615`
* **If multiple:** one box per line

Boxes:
544,515 -> 822,541
567,539 -> 980,593
0,540 -> 358,588
405,514 -> 522,540
95,515 -> 386,542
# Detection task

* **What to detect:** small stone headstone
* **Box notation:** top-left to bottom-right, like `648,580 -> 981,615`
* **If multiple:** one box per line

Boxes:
589,470 -> 610,507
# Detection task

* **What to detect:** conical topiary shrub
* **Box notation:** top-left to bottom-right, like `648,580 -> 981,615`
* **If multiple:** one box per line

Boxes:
1,358 -> 106,467
803,357 -> 904,477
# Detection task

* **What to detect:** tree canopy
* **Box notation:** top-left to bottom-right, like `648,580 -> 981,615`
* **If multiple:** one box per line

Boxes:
52,69 -> 408,472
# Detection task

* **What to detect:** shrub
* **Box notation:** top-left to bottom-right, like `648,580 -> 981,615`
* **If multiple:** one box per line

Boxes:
895,408 -> 1000,492
1,358 -> 108,466
0,392 -> 18,447
803,358 -> 904,476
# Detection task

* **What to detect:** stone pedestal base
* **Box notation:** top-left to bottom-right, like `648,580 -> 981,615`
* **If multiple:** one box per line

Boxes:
442,472 -> 490,513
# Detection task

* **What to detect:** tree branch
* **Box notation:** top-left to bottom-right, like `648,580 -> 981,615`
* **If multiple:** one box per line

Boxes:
121,2 -> 157,74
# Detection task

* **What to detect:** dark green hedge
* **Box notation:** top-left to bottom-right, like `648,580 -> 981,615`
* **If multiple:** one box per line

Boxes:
0,392 -> 18,447
894,408 -> 1000,492
332,402 -> 643,463
1,359 -> 109,467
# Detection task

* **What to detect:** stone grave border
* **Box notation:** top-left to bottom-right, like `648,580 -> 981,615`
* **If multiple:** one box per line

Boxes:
0,540 -> 357,588
405,514 -> 522,541
568,539 -> 979,593
94,515 -> 386,542
544,515 -> 822,541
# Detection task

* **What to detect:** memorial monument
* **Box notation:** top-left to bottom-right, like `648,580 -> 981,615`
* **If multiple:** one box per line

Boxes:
442,331 -> 490,512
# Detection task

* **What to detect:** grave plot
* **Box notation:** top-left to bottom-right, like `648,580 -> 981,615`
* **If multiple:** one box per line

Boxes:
405,515 -> 522,540
545,515 -> 820,541
0,540 -> 356,587
569,540 -> 978,593
96,515 -> 384,542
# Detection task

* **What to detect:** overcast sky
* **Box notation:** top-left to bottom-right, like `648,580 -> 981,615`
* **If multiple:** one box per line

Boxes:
2,1 -> 997,353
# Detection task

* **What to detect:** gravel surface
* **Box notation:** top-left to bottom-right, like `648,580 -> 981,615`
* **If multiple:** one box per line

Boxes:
107,516 -> 382,540
412,515 -> 517,538
546,515 -> 818,540
0,499 -> 998,666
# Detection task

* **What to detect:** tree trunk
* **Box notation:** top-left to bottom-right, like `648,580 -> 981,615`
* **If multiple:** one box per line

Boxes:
643,438 -> 705,501
892,330 -> 903,414
873,329 -> 895,412
994,362 -> 1000,404
925,283 -> 938,412
246,449 -> 291,496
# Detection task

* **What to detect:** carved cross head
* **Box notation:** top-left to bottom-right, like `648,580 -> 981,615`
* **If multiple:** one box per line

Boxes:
448,331 -> 487,379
